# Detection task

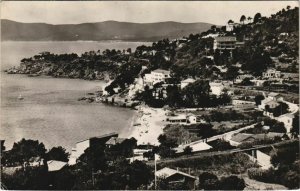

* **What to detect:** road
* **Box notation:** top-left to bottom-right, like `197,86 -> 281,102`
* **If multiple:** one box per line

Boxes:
147,140 -> 296,166
177,123 -> 257,149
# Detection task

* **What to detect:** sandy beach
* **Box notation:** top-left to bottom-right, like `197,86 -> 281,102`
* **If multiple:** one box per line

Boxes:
127,105 -> 167,145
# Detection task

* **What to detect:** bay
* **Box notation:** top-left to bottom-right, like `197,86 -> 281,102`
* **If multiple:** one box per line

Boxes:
1,41 -> 151,151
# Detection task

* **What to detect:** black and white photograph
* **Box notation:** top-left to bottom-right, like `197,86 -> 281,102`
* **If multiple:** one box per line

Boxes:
0,1 -> 299,190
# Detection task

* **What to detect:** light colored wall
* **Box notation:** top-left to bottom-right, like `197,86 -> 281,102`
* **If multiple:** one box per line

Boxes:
256,150 -> 272,169
75,140 -> 90,158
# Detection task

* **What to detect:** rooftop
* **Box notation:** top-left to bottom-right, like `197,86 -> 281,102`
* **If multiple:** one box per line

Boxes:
168,114 -> 187,120
181,78 -> 196,83
47,160 -> 67,172
263,99 -> 279,105
268,92 -> 280,97
214,36 -> 237,42
231,133 -> 254,143
155,167 -> 196,180
176,142 -> 212,153
76,132 -> 118,143
152,69 -> 170,75
278,113 -> 295,119
106,137 -> 126,145
231,132 -> 286,143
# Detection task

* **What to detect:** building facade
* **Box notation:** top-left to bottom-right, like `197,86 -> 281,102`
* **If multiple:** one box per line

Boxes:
213,36 -> 237,50
143,69 -> 171,86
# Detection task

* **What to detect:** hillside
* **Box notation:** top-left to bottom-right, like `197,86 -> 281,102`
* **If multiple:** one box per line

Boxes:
5,7 -> 299,91
1,20 -> 213,41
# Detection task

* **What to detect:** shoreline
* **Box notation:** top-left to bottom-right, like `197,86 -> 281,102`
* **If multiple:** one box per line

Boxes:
126,105 -> 167,145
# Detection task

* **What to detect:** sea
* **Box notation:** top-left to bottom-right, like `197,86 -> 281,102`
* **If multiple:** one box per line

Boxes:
1,41 -> 151,151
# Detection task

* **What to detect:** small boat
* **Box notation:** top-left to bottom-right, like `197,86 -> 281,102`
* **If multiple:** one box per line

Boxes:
18,94 -> 24,100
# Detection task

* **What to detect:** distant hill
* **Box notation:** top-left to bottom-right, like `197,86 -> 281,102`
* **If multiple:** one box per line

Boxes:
1,19 -> 214,41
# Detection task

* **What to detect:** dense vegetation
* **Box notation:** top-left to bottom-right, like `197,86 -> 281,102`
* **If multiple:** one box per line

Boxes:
1,138 -> 153,190
8,7 -> 298,99
248,140 -> 299,189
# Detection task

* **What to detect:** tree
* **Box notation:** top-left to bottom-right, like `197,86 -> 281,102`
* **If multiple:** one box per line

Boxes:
270,147 -> 298,167
2,139 -> 46,166
210,25 -> 217,31
219,175 -> 246,190
181,80 -> 211,107
196,123 -> 216,139
126,48 -> 132,54
126,160 -> 153,189
286,5 -> 291,10
78,145 -> 107,171
240,77 -> 254,86
240,15 -> 246,24
254,13 -> 262,23
158,134 -> 177,158
1,140 -> 5,152
199,172 -> 219,190
166,85 -> 181,107
225,66 -> 239,81
272,122 -> 286,133
247,16 -> 253,23
183,146 -> 193,156
107,138 -> 137,159
228,19 -> 234,24
46,146 -> 69,162
283,170 -> 300,189
271,102 -> 289,117
50,167 -> 76,189
211,140 -> 234,151
254,95 -> 264,106
244,51 -> 272,76
1,166 -> 49,190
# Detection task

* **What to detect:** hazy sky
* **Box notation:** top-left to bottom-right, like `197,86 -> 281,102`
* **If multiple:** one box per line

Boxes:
1,1 -> 298,25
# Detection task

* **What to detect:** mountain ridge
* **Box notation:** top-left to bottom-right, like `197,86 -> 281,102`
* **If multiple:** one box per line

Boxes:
1,19 -> 215,41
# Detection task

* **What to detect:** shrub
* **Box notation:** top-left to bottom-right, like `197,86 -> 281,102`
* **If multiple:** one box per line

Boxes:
219,175 -> 246,190
198,172 -> 219,190
283,170 -> 300,189
248,168 -> 276,183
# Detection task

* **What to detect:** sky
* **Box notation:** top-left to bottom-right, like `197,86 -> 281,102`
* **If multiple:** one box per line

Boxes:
1,1 -> 298,25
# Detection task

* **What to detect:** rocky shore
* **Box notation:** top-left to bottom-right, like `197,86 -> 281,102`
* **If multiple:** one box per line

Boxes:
5,61 -> 115,81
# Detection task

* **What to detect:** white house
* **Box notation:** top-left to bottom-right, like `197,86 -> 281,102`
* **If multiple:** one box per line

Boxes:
202,33 -> 219,39
167,113 -> 202,125
155,167 -> 197,189
277,113 -> 294,133
232,99 -> 256,107
209,82 -> 225,96
213,36 -> 237,50
176,142 -> 212,153
267,93 -> 283,101
263,69 -> 281,79
235,74 -> 254,83
226,22 -> 235,32
180,78 -> 196,89
258,99 -> 280,110
187,114 -> 198,124
250,79 -> 266,87
247,150 -> 272,170
143,69 -> 171,86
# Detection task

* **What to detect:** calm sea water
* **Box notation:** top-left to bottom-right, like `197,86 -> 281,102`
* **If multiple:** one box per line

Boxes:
1,41 -> 151,151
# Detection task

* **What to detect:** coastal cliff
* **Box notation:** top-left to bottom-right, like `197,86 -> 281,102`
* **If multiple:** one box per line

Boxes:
5,51 -> 130,81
